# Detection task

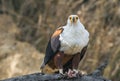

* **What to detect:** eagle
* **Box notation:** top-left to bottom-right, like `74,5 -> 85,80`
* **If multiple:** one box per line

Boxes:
40,15 -> 89,77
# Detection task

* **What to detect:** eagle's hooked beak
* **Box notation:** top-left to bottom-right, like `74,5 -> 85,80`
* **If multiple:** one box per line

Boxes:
73,17 -> 75,23
71,17 -> 77,23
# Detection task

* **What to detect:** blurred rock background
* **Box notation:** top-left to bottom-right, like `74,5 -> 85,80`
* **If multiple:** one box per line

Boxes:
0,0 -> 119,81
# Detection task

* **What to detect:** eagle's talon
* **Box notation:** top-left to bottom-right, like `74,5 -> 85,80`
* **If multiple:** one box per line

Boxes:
75,72 -> 81,77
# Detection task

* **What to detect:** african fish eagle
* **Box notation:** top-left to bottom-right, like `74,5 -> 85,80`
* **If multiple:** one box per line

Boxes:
40,15 -> 89,77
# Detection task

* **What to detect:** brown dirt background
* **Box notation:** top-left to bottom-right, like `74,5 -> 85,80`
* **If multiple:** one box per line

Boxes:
0,0 -> 120,81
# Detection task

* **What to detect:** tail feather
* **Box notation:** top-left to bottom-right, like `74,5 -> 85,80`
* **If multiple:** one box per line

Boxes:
40,61 -> 45,69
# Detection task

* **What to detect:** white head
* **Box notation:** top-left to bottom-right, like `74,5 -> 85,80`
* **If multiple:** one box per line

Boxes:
67,15 -> 80,25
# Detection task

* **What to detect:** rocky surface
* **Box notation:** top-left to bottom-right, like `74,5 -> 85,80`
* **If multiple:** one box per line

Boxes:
2,61 -> 111,81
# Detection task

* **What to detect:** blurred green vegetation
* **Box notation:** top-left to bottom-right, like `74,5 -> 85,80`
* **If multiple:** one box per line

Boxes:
0,0 -> 120,80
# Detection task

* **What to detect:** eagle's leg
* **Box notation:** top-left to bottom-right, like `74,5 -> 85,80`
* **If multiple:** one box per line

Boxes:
66,53 -> 81,78
72,53 -> 80,73
54,51 -> 64,75
68,46 -> 87,77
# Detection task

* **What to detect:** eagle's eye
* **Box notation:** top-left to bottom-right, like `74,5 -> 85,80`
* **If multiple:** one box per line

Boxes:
76,17 -> 78,20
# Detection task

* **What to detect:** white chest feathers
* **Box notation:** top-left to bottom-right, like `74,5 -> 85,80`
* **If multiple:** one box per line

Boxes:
59,25 -> 89,55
